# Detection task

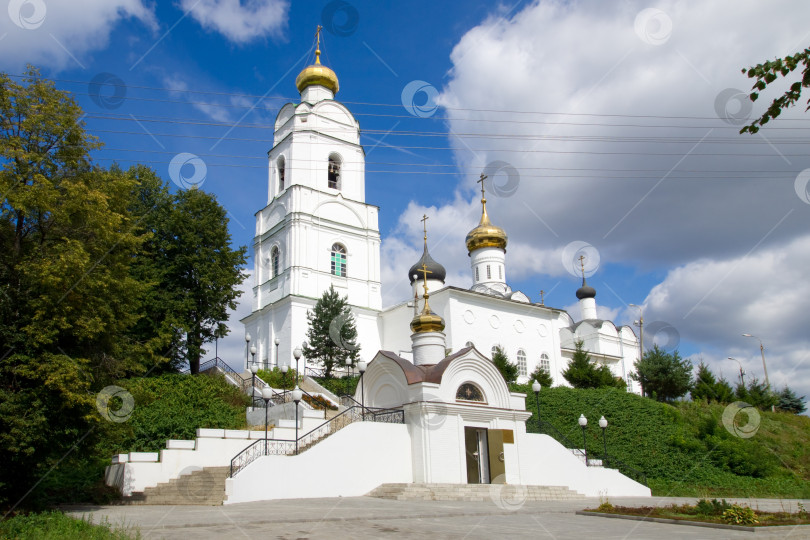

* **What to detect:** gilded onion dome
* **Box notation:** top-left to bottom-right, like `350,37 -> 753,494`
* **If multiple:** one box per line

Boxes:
295,44 -> 339,95
410,294 -> 445,333
465,185 -> 507,253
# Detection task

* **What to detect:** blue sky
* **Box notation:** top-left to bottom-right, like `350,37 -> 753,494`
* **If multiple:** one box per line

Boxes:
2,0 -> 810,407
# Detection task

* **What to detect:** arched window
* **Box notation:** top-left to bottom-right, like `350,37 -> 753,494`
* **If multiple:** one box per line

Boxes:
540,353 -> 550,373
517,349 -> 527,376
491,345 -> 500,359
456,383 -> 485,403
330,243 -> 347,277
270,246 -> 280,278
328,154 -> 341,190
277,156 -> 285,191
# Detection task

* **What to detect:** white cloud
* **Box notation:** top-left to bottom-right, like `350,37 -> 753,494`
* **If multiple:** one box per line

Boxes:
0,0 -> 156,70
180,0 -> 288,44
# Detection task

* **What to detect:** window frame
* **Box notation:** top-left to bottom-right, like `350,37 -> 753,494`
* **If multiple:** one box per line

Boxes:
330,243 -> 347,277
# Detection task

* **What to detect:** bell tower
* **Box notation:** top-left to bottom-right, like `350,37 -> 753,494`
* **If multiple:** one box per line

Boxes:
241,28 -> 382,371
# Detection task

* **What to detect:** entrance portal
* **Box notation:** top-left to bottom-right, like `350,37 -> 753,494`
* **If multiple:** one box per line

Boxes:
464,427 -> 508,484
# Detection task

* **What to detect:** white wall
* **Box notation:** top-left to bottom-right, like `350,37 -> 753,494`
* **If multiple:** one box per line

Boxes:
225,422 -> 412,503
515,432 -> 650,497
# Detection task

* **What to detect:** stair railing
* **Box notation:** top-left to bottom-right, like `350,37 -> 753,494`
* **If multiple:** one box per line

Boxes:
229,405 -> 404,478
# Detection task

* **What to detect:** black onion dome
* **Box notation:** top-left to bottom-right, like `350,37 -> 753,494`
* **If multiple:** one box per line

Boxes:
409,244 -> 447,284
575,277 -> 596,300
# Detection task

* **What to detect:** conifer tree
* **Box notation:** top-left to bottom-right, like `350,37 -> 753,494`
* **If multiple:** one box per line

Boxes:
529,363 -> 554,388
777,386 -> 807,414
691,361 -> 719,402
492,346 -> 519,384
562,340 -> 622,389
302,285 -> 360,378
631,345 -> 692,402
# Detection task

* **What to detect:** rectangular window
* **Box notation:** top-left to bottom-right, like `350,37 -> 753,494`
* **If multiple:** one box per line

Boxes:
486,265 -> 491,279
499,266 -> 502,279
475,267 -> 479,281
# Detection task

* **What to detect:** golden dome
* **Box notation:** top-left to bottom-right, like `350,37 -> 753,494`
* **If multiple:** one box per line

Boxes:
465,197 -> 507,253
410,298 -> 446,333
295,48 -> 339,95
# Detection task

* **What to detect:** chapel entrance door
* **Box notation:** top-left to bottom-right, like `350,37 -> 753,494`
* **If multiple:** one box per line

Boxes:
464,427 -> 490,484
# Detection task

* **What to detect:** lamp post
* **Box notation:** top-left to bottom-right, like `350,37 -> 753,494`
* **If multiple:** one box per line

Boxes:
245,333 -> 252,370
742,333 -> 774,412
274,337 -> 280,369
345,356 -> 353,378
578,414 -> 588,466
293,347 -> 302,386
599,416 -> 608,467
727,357 -> 745,387
250,363 -> 259,404
281,364 -> 289,389
629,303 -> 643,361
532,380 -> 541,429
292,386 -> 303,454
250,344 -> 257,368
358,361 -> 367,419
261,387 -> 273,455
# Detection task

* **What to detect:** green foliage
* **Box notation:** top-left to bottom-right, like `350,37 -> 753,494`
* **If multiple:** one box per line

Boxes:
722,505 -> 759,525
740,47 -> 810,134
631,345 -> 692,402
0,511 -> 138,540
513,383 -> 810,498
694,498 -> 731,516
777,386 -> 807,414
256,367 -> 296,390
735,378 -> 778,410
96,373 -> 249,456
313,376 -> 359,397
491,346 -> 518,384
691,361 -> 735,404
529,363 -> 553,388
302,286 -> 360,378
562,340 -> 623,389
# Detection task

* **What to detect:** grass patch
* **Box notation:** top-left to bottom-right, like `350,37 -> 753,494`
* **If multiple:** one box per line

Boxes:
0,511 -> 138,539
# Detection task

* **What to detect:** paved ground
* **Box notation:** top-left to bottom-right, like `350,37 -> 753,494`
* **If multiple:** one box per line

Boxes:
64,496 -> 810,539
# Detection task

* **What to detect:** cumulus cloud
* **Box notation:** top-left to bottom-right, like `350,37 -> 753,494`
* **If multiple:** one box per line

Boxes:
0,0 -> 156,70
180,0 -> 288,44
380,0 -> 810,405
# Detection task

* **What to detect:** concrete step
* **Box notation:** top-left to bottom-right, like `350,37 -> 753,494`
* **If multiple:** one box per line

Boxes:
367,483 -> 585,501
122,466 -> 229,506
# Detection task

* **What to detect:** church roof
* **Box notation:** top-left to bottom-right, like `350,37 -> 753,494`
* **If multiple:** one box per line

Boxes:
408,243 -> 446,284
376,347 -> 473,385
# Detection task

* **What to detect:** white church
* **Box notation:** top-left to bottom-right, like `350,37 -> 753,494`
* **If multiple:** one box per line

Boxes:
105,38 -> 649,504
240,39 -> 641,394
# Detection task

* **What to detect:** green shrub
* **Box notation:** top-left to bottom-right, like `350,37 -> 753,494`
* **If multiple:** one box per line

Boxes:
256,367 -> 296,389
722,505 -> 759,525
313,376 -> 359,397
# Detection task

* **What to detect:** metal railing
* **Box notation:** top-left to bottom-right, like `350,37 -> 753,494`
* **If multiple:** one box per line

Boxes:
602,454 -> 648,486
186,357 -> 252,393
229,405 -> 404,477
537,419 -> 586,460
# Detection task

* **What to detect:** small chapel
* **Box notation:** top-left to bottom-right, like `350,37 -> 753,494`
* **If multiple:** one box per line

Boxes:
105,33 -> 649,504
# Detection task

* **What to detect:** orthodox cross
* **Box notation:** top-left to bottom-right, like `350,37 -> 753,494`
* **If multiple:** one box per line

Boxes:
578,254 -> 587,278
539,290 -> 545,306
477,173 -> 488,200
419,262 -> 434,313
421,213 -> 429,242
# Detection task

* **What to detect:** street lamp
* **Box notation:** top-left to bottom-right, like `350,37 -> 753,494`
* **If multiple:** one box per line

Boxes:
274,337 -> 280,369
261,387 -> 273,455
250,344 -> 257,367
578,414 -> 588,466
250,363 -> 259,403
281,364 -> 289,389
358,361 -> 367,418
245,333 -> 252,370
293,347 -> 302,386
532,380 -> 541,429
727,357 -> 745,387
629,303 -> 644,362
599,416 -> 608,467
292,386 -> 303,454
741,334 -> 770,389
345,356 -> 353,377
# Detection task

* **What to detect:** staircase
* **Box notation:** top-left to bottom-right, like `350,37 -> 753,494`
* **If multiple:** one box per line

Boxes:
123,466 -> 229,505
367,483 -> 585,501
